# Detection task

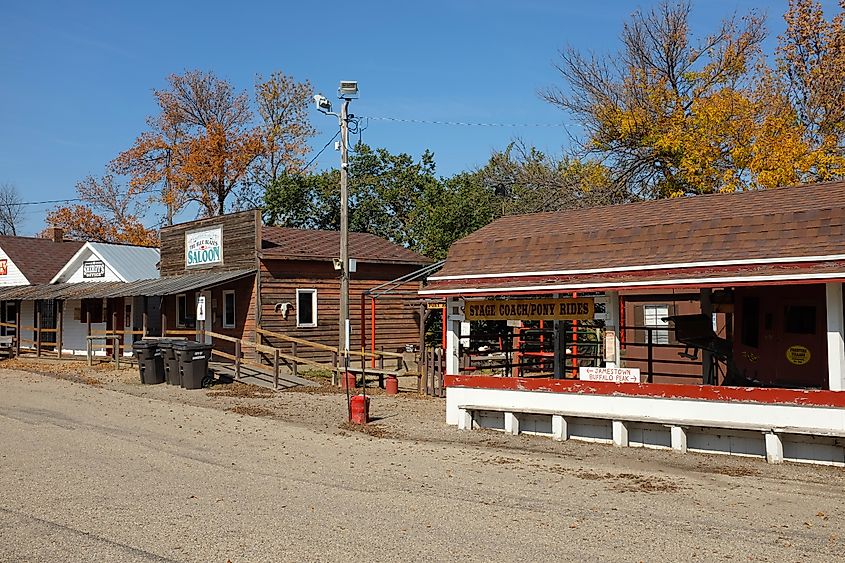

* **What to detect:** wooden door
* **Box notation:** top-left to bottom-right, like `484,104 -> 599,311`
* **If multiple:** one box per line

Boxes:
734,286 -> 826,388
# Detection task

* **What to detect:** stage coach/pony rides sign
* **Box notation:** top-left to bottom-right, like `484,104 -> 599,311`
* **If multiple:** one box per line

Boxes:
186,227 -> 223,267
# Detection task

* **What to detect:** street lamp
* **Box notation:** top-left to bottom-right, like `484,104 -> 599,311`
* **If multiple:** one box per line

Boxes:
315,81 -> 358,386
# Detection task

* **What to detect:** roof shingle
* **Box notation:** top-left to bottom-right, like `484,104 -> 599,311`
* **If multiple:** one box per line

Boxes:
261,227 -> 431,265
427,181 -> 845,292
0,236 -> 84,284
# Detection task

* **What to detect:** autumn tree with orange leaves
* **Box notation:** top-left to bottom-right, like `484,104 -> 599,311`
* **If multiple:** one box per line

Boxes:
111,69 -> 313,220
44,176 -> 158,246
545,0 -> 845,197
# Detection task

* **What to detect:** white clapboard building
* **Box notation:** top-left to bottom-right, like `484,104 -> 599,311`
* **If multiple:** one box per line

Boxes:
49,242 -> 160,354
0,228 -> 83,344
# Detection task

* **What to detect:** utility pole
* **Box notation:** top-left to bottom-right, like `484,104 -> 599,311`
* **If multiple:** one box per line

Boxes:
313,80 -> 358,384
339,97 -> 350,360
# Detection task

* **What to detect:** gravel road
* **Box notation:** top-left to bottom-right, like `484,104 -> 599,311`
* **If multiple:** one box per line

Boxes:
1,366 -> 844,562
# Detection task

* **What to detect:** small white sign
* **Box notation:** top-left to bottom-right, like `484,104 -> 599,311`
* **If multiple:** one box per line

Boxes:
604,329 -> 617,362
196,296 -> 206,321
579,366 -> 641,383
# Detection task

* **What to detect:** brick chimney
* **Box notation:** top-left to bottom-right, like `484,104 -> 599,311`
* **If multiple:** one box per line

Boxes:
45,227 -> 64,242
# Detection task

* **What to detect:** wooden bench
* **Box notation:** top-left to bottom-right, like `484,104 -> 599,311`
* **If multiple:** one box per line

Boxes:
456,404 -> 845,464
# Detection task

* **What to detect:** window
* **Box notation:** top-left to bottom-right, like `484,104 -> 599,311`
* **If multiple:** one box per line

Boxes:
177,294 -> 188,327
741,297 -> 759,348
785,305 -> 816,335
223,291 -> 236,328
81,299 -> 104,324
296,289 -> 317,327
643,304 -> 669,345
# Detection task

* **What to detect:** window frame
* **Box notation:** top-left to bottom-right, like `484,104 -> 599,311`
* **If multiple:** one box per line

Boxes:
176,294 -> 188,328
223,290 -> 236,328
643,304 -> 670,345
296,289 -> 318,328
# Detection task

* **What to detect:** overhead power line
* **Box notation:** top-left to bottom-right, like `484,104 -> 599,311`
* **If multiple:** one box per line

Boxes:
298,130 -> 341,173
363,115 -> 577,128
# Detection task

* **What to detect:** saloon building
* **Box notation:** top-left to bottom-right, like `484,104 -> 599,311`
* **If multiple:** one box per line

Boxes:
157,210 -> 430,361
422,181 -> 845,465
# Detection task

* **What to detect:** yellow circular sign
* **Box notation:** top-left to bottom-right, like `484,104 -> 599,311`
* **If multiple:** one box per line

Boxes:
786,345 -> 811,366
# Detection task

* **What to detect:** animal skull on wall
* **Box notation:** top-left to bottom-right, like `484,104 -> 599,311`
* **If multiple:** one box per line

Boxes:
274,302 -> 294,320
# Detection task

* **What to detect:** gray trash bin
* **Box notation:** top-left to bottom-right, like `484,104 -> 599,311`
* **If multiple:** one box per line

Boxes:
132,340 -> 165,385
177,342 -> 213,390
157,339 -> 180,386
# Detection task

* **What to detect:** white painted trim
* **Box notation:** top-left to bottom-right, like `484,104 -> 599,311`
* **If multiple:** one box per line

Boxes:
826,283 -> 845,391
222,290 -> 236,328
420,271 -> 845,295
176,294 -> 188,328
447,387 -> 845,465
50,243 -> 129,284
295,288 -> 318,328
427,253 -> 845,282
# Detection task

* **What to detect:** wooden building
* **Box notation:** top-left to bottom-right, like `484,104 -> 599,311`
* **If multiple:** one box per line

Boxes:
158,210 -> 430,361
423,181 -> 845,465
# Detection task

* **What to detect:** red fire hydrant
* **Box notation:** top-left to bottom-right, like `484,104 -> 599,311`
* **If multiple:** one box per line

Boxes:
385,375 -> 399,395
350,394 -> 370,424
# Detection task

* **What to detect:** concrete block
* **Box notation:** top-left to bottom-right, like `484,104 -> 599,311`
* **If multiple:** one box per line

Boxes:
504,412 -> 520,436
670,425 -> 687,453
612,420 -> 629,447
552,414 -> 568,441
457,408 -> 472,431
765,432 -> 784,464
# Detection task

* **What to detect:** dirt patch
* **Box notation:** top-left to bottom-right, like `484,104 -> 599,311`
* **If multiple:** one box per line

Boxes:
226,404 -> 276,417
339,421 -> 395,439
207,382 -> 275,399
704,466 -> 760,478
4,359 -> 105,387
572,470 -> 681,493
611,472 -> 682,493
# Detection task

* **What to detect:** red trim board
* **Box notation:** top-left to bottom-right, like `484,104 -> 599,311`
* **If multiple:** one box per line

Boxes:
444,375 -> 845,408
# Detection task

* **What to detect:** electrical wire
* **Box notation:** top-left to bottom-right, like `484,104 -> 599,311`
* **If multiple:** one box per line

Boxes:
363,115 -> 576,128
296,130 -> 341,174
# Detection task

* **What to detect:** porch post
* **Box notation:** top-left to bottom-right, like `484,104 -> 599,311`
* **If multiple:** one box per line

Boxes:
700,289 -> 714,385
825,282 -> 845,391
605,291 -> 621,368
444,297 -> 462,376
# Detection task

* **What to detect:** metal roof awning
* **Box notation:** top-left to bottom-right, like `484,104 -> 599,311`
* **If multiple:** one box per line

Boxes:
0,269 -> 256,301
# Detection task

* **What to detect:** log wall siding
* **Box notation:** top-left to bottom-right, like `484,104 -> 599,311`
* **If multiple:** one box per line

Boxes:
258,260 -> 422,362
159,209 -> 260,275
161,275 -> 258,359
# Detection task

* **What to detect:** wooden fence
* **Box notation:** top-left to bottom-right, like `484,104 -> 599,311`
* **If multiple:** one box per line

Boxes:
423,347 -> 446,397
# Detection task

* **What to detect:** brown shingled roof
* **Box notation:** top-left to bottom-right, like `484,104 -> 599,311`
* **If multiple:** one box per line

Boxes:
425,181 -> 845,293
261,227 -> 431,265
0,236 -> 84,284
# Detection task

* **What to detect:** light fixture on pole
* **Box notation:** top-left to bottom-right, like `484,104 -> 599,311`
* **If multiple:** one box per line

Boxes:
314,80 -> 358,389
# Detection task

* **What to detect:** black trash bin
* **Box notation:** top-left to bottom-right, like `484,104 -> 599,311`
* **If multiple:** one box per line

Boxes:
132,340 -> 165,385
176,341 -> 213,390
157,339 -> 180,386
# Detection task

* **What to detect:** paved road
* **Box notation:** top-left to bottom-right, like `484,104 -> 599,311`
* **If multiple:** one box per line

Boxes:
1,370 -> 844,562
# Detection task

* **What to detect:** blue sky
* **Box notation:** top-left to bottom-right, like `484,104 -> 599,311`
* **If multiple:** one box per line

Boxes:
0,1 -> 838,234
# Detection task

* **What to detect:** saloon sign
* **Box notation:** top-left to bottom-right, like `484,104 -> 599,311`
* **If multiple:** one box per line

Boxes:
465,297 -> 594,321
186,227 -> 223,267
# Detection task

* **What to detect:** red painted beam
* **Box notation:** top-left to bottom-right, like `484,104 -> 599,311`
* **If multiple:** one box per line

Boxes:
444,375 -> 845,408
